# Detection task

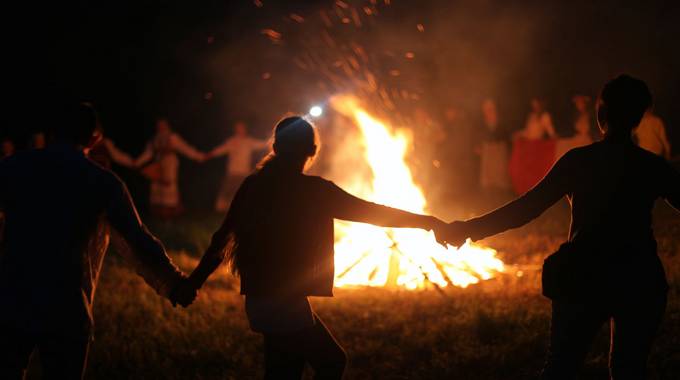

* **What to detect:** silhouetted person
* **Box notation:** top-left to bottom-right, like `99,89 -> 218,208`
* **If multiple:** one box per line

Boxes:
0,103 -> 190,379
173,116 -> 446,380
446,75 -> 679,379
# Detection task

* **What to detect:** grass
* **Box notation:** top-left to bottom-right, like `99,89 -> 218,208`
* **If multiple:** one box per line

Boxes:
26,200 -> 680,379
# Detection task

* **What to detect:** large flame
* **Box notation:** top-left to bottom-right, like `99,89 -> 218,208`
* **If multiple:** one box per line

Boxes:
329,95 -> 504,290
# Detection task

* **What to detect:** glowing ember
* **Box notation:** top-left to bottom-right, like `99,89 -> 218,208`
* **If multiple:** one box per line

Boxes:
329,95 -> 505,290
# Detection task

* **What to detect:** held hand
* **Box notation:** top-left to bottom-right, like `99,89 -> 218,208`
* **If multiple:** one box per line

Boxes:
443,221 -> 470,247
169,278 -> 199,308
428,217 -> 449,248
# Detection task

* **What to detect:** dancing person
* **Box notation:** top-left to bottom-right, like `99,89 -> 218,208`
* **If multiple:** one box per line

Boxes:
0,103 -> 191,380
173,116 -> 447,379
517,97 -> 556,140
556,95 -> 594,158
446,75 -> 679,379
477,98 -> 510,191
208,121 -> 268,212
134,118 -> 206,218
634,109 -> 671,160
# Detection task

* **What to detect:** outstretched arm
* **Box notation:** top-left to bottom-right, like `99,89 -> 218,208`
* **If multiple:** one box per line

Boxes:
134,143 -> 154,167
186,178 -> 251,288
462,151 -> 572,241
209,139 -> 232,158
103,138 -> 135,167
326,181 -> 443,231
172,134 -> 206,162
107,176 -> 185,298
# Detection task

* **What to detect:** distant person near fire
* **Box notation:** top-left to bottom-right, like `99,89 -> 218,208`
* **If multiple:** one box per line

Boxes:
556,95 -> 594,158
208,121 -> 268,212
134,118 -> 207,218
516,97 -> 556,140
477,98 -> 510,191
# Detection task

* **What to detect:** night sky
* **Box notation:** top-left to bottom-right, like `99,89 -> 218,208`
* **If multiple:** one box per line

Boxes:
7,0 -> 680,209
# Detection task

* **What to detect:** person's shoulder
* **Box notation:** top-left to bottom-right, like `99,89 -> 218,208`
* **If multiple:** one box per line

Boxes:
85,158 -> 127,190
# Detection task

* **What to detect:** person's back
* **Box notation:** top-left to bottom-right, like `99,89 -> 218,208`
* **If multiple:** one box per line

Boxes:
452,75 -> 679,379
0,103 -> 185,379
230,166 -> 339,297
0,145 -> 118,332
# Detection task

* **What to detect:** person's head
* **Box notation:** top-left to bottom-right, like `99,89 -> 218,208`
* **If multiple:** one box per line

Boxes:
481,98 -> 497,125
234,121 -> 248,137
259,116 -> 319,172
572,95 -> 590,113
155,118 -> 171,134
596,74 -> 652,139
530,98 -> 544,113
52,102 -> 101,148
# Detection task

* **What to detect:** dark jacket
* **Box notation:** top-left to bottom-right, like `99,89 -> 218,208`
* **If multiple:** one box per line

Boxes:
195,163 -> 434,297
0,144 -> 182,336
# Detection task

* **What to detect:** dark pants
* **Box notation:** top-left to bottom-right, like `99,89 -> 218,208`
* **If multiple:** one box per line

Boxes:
0,329 -> 90,380
541,293 -> 667,380
263,314 -> 347,380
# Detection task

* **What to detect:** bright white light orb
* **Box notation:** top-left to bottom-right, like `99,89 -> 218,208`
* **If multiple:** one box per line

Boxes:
309,105 -> 323,117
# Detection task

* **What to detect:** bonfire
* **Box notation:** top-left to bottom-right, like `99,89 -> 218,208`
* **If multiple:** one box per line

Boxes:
327,95 -> 505,290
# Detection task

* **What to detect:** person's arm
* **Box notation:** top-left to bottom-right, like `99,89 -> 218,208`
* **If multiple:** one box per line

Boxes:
134,143 -> 154,167
209,139 -> 232,158
187,177 -> 251,288
172,134 -> 206,162
463,150 -> 573,241
324,180 -> 441,230
103,138 -> 135,167
106,175 -> 184,297
251,138 -> 269,150
543,113 -> 557,138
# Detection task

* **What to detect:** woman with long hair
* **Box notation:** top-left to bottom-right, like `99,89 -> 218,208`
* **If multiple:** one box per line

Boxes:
447,75 -> 680,379
177,116 -> 446,379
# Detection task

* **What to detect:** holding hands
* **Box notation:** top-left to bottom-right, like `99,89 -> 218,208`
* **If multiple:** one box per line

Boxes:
431,220 -> 473,247
169,276 -> 201,308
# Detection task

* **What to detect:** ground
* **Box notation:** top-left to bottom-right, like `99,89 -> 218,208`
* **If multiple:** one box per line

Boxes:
26,201 -> 680,379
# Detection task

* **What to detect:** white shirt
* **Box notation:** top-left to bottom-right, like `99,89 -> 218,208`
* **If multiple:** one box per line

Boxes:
212,136 -> 268,175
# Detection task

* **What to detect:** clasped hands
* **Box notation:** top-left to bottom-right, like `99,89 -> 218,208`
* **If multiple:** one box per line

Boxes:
430,218 -> 473,248
169,275 -> 201,308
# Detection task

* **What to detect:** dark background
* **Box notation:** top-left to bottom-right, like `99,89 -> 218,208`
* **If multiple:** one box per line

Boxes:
5,0 -> 680,210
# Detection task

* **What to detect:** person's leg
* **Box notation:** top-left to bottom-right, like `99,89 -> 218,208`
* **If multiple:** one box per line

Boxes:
299,314 -> 347,380
37,333 -> 90,380
263,333 -> 306,380
0,328 -> 36,380
609,293 -> 667,380
541,300 -> 609,380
